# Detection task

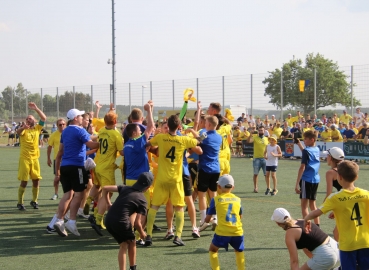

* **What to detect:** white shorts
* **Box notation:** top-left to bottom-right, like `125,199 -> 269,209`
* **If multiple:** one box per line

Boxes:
307,237 -> 340,270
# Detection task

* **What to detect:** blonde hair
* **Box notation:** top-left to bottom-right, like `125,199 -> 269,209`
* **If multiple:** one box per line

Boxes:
205,115 -> 219,128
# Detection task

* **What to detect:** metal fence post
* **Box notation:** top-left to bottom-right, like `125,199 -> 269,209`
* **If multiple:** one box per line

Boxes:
351,65 -> 354,116
250,74 -> 253,116
73,86 -> 76,108
172,80 -> 175,110
56,87 -> 59,119
196,78 -> 199,102
41,88 -> 43,112
222,76 -> 225,115
11,87 -> 14,123
314,68 -> 317,117
129,83 -> 131,112
150,81 -> 152,100
91,85 -> 93,112
25,89 -> 28,116
280,70 -> 283,121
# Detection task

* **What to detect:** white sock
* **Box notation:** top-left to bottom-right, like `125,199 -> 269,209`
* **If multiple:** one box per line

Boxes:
78,208 -> 83,212
212,215 -> 217,223
56,218 -> 64,224
68,219 -> 76,224
48,214 -> 57,228
200,210 -> 207,224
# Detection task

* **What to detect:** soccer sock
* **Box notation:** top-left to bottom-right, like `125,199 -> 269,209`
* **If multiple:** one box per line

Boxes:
48,214 -> 57,228
85,196 -> 93,207
135,230 -> 140,240
175,211 -> 184,238
18,186 -> 26,204
32,186 -> 39,202
209,251 -> 220,270
146,209 -> 157,236
96,213 -> 103,225
200,210 -> 207,224
93,207 -> 98,218
235,251 -> 245,270
212,214 -> 217,223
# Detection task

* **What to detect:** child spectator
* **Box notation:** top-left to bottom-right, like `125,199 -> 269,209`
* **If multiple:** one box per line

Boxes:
264,135 -> 282,196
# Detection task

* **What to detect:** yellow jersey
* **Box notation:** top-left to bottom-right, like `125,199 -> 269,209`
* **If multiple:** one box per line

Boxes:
149,133 -> 197,183
320,130 -> 332,142
217,124 -> 232,159
239,131 -> 250,141
209,192 -> 243,236
319,187 -> 369,251
19,123 -> 43,159
48,130 -> 62,160
339,114 -> 352,125
252,134 -> 268,158
273,127 -> 283,138
95,127 -> 123,170
233,130 -> 241,141
331,129 -> 343,142
92,118 -> 105,132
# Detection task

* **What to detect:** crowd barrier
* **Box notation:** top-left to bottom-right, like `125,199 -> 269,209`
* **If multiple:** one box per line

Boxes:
242,139 -> 369,160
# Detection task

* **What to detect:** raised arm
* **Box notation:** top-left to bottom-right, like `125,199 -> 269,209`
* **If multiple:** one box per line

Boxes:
144,100 -> 154,139
29,102 -> 46,122
193,101 -> 202,131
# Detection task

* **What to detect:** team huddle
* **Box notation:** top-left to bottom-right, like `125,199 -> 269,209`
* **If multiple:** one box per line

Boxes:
15,96 -> 369,270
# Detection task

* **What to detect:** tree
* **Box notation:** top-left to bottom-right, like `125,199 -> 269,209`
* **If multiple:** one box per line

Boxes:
263,53 -> 360,114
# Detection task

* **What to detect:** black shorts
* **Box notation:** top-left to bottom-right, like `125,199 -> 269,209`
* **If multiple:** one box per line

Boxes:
183,174 -> 192,196
266,166 -> 277,172
299,180 -> 319,200
188,163 -> 198,185
9,133 -> 15,139
60,166 -> 88,193
106,222 -> 135,244
197,169 -> 220,192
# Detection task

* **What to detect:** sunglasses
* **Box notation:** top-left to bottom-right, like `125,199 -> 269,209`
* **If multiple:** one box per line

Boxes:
58,124 -> 65,126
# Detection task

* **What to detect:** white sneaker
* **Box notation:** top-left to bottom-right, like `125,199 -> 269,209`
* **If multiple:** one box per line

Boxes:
65,221 -> 80,236
54,221 -> 68,237
192,228 -> 200,238
77,209 -> 89,219
199,222 -> 211,232
64,210 -> 70,221
50,194 -> 58,200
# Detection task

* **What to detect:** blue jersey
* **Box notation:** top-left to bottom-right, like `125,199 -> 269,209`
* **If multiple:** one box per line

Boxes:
301,146 -> 320,183
124,135 -> 149,180
123,123 -> 146,145
198,130 -> 222,173
60,125 -> 91,167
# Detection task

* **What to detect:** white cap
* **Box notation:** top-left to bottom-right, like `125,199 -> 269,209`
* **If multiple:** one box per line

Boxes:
288,113 -> 291,116
271,115 -> 275,117
271,208 -> 291,223
67,109 -> 85,120
217,174 -> 234,188
323,147 -> 345,161
12,122 -> 16,125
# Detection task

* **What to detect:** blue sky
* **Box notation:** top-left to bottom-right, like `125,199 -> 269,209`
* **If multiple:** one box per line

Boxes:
1,0 -> 368,89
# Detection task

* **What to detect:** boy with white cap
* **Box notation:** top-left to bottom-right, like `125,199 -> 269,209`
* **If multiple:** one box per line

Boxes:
204,174 -> 245,270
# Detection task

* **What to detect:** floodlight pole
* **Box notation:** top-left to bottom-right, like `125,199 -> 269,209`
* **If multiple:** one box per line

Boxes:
111,0 -> 116,108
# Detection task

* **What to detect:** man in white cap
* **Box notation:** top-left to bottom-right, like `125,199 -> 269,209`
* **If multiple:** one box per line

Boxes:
53,108 -> 99,237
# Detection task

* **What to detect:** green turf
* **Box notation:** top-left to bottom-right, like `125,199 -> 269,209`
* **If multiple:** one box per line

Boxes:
1,147 -> 368,269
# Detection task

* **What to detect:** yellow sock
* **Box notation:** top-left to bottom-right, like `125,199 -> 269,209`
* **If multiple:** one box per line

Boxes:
209,251 -> 220,270
235,251 -> 245,270
32,186 -> 39,202
96,213 -> 103,225
18,186 -> 26,204
146,209 -> 157,236
175,211 -> 184,238
135,230 -> 140,240
93,207 -> 98,218
86,196 -> 93,206
100,215 -> 106,229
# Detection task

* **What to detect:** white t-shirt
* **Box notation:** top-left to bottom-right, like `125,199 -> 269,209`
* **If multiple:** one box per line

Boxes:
266,144 -> 279,166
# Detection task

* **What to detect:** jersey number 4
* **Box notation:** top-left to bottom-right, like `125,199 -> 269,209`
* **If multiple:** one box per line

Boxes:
99,138 -> 108,154
165,146 -> 176,162
351,202 -> 363,227
226,204 -> 237,225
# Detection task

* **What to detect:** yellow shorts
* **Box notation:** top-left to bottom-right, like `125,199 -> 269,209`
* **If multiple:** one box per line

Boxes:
220,158 -> 230,176
18,158 -> 42,181
151,180 -> 185,207
94,167 -> 115,187
126,179 -> 152,208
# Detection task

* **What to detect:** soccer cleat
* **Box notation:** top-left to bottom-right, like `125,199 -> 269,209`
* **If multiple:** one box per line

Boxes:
192,228 -> 200,238
164,231 -> 174,240
88,214 -> 96,225
30,201 -> 39,209
129,265 -> 137,270
65,221 -> 80,236
144,235 -> 153,246
50,194 -> 58,200
90,223 -> 103,236
83,202 -> 90,215
199,222 -> 211,232
54,221 -> 68,237
46,226 -> 57,234
271,189 -> 278,196
265,188 -> 271,195
136,239 -> 145,246
64,210 -> 70,221
173,236 -> 185,246
211,221 -> 217,231
17,203 -> 26,211
153,224 -> 162,231
77,209 -> 89,219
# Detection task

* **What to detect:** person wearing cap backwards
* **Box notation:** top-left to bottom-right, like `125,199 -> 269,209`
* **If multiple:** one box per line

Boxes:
204,174 -> 245,270
102,172 -> 153,270
271,207 -> 340,270
53,108 -> 99,237
15,102 -> 46,210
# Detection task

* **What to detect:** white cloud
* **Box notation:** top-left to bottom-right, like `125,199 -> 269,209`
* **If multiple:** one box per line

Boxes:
0,22 -> 10,32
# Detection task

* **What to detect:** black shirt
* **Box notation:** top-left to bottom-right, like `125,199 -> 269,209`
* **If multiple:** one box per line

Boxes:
105,186 -> 147,230
358,128 -> 368,139
291,220 -> 328,251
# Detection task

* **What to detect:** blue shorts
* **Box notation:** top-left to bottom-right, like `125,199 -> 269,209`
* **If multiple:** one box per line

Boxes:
340,248 -> 369,270
212,234 -> 244,252
253,158 -> 266,176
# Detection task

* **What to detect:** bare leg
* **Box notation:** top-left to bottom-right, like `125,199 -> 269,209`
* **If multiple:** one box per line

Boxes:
253,174 -> 258,191
265,171 -> 270,189
118,242 -> 128,270
309,200 -> 320,225
184,196 -> 197,228
300,198 -> 309,218
271,172 -> 277,190
165,200 -> 174,231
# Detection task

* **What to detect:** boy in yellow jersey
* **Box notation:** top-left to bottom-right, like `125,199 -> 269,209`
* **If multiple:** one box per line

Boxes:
205,174 -> 245,270
320,126 -> 332,142
144,114 -> 201,246
16,102 -> 47,211
304,161 -> 369,269
47,118 -> 66,201
89,112 -> 124,235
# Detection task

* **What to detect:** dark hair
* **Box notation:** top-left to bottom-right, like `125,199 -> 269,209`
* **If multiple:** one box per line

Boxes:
209,102 -> 221,113
168,115 -> 181,131
337,161 -> 359,183
126,123 -> 138,138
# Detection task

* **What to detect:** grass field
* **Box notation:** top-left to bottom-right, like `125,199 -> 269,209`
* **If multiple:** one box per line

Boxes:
1,147 -> 369,270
